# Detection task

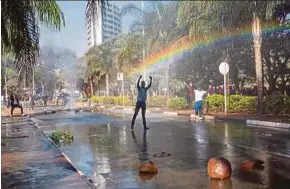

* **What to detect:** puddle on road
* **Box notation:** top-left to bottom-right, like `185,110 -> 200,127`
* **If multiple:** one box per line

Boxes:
36,112 -> 290,189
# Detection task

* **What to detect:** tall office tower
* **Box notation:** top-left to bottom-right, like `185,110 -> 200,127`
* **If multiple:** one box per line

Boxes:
86,1 -> 122,48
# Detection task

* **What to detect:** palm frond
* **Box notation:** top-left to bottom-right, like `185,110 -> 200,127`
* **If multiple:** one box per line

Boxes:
129,20 -> 144,33
32,1 -> 65,30
86,0 -> 108,19
120,3 -> 144,17
1,0 -> 65,82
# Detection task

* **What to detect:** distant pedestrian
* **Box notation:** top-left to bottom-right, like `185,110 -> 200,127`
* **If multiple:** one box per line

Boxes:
193,87 -> 207,120
43,94 -> 48,106
10,94 -> 25,117
131,75 -> 152,130
31,95 -> 35,110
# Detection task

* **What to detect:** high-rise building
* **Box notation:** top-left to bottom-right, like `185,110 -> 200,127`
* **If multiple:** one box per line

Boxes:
86,1 -> 122,48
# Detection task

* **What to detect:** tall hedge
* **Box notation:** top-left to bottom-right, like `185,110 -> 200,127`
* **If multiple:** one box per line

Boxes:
167,98 -> 187,110
206,94 -> 290,115
206,94 -> 257,113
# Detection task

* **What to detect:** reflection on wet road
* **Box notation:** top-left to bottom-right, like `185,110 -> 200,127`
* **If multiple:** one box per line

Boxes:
36,112 -> 290,189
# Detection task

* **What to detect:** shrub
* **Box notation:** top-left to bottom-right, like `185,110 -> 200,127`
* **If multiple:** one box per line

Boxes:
167,97 -> 187,110
206,94 -> 224,112
147,96 -> 167,107
228,95 -> 257,113
206,94 -> 257,113
264,94 -> 290,115
90,96 -> 131,106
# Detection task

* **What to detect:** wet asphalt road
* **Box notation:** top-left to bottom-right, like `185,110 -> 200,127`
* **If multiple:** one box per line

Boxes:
1,117 -> 92,189
35,111 -> 290,189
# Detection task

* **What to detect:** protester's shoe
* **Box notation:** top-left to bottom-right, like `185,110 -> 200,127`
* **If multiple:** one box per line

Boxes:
144,127 -> 150,130
198,116 -> 204,120
21,114 -> 26,116
131,126 -> 134,130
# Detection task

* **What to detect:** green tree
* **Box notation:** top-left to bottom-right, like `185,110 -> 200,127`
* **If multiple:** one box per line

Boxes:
263,31 -> 290,95
1,0 -> 65,73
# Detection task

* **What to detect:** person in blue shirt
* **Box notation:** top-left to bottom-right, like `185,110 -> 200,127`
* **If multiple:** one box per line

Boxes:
131,75 -> 152,130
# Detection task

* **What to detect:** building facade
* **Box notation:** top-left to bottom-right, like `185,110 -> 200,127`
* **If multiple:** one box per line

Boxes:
86,1 -> 122,48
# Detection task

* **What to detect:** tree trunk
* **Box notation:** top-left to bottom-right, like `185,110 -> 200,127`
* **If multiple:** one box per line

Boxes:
90,76 -> 94,96
252,14 -> 264,114
106,73 -> 109,96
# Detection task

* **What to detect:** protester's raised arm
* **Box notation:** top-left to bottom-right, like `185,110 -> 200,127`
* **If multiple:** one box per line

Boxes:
137,75 -> 142,88
147,76 -> 152,89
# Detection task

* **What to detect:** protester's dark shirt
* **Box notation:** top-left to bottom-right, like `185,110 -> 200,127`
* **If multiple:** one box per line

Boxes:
137,87 -> 149,103
10,97 -> 19,106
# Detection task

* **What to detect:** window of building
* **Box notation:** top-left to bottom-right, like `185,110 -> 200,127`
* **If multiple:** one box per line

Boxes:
114,16 -> 119,21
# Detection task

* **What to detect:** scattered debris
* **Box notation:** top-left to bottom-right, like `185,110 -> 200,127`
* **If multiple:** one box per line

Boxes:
260,133 -> 272,137
240,159 -> 264,172
2,135 -> 29,139
138,161 -> 158,173
208,157 -> 232,179
153,152 -> 172,158
49,130 -> 74,145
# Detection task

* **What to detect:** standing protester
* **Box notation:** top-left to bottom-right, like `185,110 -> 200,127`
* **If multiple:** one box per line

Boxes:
10,94 -> 25,117
43,94 -> 48,106
131,75 -> 152,130
193,87 -> 207,120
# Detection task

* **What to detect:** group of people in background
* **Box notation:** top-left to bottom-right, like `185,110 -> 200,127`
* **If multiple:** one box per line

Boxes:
207,83 -> 236,95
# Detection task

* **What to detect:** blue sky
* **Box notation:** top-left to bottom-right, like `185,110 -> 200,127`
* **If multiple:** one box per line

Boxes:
39,1 -> 145,57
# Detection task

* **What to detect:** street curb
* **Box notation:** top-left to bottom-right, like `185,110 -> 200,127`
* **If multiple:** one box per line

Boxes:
246,120 -> 290,130
163,111 -> 178,116
30,117 -> 96,189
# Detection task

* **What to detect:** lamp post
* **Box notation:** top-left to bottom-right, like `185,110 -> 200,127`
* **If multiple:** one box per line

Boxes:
117,72 -> 124,108
141,1 -> 146,78
219,62 -> 229,115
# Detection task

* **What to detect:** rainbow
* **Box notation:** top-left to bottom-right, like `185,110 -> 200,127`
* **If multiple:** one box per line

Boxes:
128,21 -> 289,76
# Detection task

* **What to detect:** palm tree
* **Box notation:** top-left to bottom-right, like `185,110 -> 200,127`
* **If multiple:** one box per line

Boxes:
120,2 -> 184,96
252,14 -> 264,114
251,1 -> 267,114
2,0 -> 65,84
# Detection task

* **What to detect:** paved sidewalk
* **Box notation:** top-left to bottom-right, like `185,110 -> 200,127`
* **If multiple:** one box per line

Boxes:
1,117 -> 92,189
